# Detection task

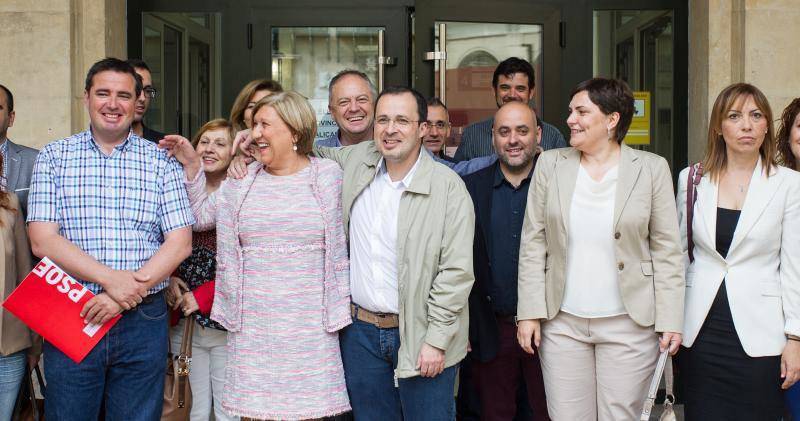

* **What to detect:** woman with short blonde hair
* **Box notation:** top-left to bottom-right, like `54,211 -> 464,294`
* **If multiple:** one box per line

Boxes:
160,90 -> 351,420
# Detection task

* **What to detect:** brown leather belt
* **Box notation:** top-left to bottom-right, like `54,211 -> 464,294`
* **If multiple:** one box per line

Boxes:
351,303 -> 399,329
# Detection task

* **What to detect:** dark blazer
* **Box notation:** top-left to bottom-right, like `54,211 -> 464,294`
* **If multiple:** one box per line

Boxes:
6,140 -> 39,218
462,156 -> 538,362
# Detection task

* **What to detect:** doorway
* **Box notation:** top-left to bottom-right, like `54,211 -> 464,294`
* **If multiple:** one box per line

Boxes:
127,0 -> 687,168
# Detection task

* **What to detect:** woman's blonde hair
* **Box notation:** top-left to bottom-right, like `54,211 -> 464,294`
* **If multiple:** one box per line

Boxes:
191,119 -> 234,148
251,91 -> 317,155
702,83 -> 776,181
229,79 -> 283,131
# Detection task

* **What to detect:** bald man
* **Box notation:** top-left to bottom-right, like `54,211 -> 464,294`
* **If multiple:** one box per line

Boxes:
460,101 -> 549,420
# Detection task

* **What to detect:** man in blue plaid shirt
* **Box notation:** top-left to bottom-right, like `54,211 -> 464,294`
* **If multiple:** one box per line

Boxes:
27,58 -> 193,420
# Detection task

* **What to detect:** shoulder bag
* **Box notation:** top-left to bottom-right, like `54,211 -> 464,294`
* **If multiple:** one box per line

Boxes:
686,163 -> 703,262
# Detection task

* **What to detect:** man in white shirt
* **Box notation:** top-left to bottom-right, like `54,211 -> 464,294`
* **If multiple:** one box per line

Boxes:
315,86 -> 475,421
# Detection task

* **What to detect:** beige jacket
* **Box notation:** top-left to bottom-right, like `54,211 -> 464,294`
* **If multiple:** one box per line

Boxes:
1,193 -> 39,356
316,141 -> 475,378
517,146 -> 685,333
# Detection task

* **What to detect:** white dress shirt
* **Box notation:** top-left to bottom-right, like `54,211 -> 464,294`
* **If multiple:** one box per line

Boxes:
349,152 -> 422,313
561,164 -> 627,318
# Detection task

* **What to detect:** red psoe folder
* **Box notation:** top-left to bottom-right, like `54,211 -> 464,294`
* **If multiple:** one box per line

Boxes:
2,257 -> 121,363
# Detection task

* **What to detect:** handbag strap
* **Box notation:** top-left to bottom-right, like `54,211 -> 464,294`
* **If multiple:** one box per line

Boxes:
180,317 -> 194,358
176,319 -> 194,408
640,350 -> 672,421
686,163 -> 703,263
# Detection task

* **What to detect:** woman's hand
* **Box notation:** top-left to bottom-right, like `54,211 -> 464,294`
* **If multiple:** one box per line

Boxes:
517,319 -> 542,355
659,332 -> 682,355
782,339 -> 800,389
180,291 -> 199,316
227,129 -> 255,179
165,276 -> 189,310
159,135 -> 202,179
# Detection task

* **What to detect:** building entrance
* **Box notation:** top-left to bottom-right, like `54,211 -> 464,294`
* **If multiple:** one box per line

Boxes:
128,0 -> 686,170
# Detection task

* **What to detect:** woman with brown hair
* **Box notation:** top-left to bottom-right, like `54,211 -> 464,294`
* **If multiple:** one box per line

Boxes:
0,154 -> 38,421
229,79 -> 283,132
516,78 -> 684,420
775,97 -> 800,418
777,97 -> 800,171
160,91 -> 351,420
677,83 -> 800,420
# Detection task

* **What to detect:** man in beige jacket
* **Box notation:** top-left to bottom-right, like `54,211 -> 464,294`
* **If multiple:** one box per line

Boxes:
315,86 -> 475,421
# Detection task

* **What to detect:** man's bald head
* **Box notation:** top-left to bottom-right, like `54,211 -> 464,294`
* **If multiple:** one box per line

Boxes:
492,102 -> 541,173
495,101 -> 538,130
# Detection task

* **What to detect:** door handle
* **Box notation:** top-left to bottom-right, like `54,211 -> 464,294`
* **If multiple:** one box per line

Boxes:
423,23 -> 447,104
377,30 -> 397,91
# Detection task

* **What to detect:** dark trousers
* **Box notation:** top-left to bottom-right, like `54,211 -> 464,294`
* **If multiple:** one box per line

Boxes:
470,320 -> 549,421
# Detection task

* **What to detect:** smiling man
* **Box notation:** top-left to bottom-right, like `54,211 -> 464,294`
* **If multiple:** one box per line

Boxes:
454,57 -> 566,162
461,101 -> 548,420
26,58 -> 193,420
316,69 -> 376,147
314,86 -> 475,420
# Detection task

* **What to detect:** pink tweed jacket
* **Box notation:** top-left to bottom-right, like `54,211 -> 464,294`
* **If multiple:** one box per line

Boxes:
186,157 -> 352,333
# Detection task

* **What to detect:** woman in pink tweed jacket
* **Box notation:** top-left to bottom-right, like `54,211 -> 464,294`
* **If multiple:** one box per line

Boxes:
161,91 -> 351,420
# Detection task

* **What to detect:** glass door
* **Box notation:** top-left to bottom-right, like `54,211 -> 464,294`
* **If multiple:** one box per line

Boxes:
415,2 -> 562,154
250,5 -> 410,142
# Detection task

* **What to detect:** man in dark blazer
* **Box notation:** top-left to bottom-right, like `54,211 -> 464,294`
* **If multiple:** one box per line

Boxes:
460,101 -> 548,421
0,84 -> 38,217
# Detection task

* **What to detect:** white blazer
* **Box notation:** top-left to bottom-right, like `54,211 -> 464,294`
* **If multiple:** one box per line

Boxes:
677,159 -> 800,357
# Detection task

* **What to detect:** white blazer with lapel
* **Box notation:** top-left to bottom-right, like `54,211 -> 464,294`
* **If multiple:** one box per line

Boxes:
677,159 -> 800,357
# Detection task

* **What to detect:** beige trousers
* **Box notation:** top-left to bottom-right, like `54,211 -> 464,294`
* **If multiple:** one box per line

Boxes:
538,312 -> 659,421
170,318 -> 237,421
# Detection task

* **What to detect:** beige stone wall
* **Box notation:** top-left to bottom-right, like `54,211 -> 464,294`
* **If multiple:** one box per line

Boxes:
0,0 -> 126,150
687,0 -> 800,164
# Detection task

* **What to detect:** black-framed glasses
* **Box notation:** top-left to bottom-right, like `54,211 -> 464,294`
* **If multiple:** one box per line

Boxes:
143,87 -> 158,99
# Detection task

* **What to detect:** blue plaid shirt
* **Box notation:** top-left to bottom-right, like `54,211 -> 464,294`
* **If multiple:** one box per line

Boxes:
27,130 -> 195,294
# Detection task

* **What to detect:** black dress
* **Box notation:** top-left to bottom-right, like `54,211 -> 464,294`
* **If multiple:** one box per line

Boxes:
679,207 -> 784,420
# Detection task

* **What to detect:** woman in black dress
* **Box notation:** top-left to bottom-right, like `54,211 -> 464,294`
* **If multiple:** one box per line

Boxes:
676,83 -> 800,420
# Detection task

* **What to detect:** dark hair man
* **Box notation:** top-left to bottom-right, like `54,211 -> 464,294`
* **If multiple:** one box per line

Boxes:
454,57 -> 566,161
423,97 -> 456,162
0,84 -> 38,217
316,69 -> 377,147
315,86 -> 475,420
26,57 -> 193,420
461,101 -> 549,420
126,59 -> 166,143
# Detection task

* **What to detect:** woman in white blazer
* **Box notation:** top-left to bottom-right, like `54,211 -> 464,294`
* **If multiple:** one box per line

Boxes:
676,83 -> 800,420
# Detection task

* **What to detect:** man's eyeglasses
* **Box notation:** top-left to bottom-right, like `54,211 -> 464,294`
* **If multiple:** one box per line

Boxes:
143,87 -> 158,99
375,116 -> 419,128
426,121 -> 449,130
